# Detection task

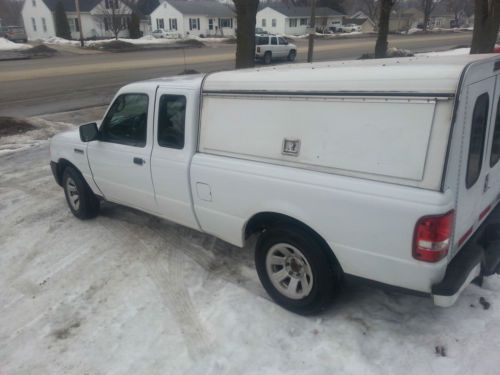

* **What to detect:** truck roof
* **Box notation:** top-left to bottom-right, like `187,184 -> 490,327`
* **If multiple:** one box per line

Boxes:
202,54 -> 498,96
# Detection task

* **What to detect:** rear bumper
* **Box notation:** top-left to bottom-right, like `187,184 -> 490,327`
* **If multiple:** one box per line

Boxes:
432,204 -> 500,307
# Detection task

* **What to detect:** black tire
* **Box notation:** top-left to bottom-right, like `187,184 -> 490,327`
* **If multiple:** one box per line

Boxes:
62,166 -> 100,220
255,224 -> 342,315
287,49 -> 296,62
263,51 -> 272,65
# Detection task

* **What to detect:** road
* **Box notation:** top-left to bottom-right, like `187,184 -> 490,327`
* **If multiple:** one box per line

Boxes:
0,32 -> 472,117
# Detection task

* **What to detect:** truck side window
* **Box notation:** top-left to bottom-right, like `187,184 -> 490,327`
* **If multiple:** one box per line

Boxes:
100,94 -> 149,147
157,94 -> 186,149
466,93 -> 489,188
271,37 -> 277,45
490,97 -> 500,167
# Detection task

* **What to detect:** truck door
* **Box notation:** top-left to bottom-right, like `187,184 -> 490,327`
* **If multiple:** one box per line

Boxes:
150,87 -> 200,230
455,78 -> 495,248
86,91 -> 157,213
482,75 -> 500,215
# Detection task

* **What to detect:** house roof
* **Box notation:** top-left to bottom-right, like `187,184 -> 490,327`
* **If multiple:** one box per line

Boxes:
41,0 -> 100,12
264,4 -> 344,18
167,0 -> 234,17
343,17 -> 371,26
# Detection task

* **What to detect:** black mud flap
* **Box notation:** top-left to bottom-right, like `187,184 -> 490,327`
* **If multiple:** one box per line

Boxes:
432,244 -> 483,307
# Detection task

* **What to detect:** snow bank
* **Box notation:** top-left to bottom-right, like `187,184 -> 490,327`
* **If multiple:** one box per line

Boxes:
0,117 -> 73,155
36,36 -> 81,46
416,47 -> 470,57
0,37 -> 30,51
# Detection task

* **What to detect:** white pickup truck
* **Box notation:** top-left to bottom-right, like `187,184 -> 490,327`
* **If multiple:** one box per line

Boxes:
50,55 -> 500,314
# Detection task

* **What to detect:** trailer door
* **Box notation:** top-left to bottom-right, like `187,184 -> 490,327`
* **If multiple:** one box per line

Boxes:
455,78 -> 495,249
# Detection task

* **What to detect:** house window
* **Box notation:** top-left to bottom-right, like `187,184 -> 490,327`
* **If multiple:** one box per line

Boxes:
42,17 -> 47,32
189,18 -> 200,31
262,19 -> 266,27
466,93 -> 489,188
169,18 -> 177,30
219,18 -> 232,28
208,18 -> 213,30
105,0 -> 118,9
289,18 -> 297,27
300,18 -> 308,26
31,17 -> 37,31
157,18 -> 164,30
74,18 -> 80,32
272,19 -> 276,27
32,0 -> 36,6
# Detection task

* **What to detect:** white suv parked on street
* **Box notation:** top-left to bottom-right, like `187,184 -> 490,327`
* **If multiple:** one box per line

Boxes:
255,34 -> 297,64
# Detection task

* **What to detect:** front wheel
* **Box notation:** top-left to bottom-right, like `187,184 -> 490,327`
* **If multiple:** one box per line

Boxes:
255,224 -> 342,315
63,167 -> 100,220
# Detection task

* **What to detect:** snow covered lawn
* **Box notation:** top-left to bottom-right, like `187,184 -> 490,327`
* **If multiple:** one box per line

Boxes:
1,114 -> 500,374
0,37 -> 31,51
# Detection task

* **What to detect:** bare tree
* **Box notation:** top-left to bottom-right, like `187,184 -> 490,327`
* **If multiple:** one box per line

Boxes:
233,0 -> 259,69
420,0 -> 438,31
470,0 -> 500,53
0,0 -> 23,25
94,0 -> 131,40
374,0 -> 396,57
445,0 -> 474,25
360,0 -> 379,21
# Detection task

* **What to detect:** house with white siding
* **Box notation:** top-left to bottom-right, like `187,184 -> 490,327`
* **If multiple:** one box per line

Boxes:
21,0 -> 155,41
256,4 -> 344,36
149,0 -> 236,37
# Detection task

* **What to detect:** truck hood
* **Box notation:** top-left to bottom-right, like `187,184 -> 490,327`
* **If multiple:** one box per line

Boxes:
51,128 -> 81,144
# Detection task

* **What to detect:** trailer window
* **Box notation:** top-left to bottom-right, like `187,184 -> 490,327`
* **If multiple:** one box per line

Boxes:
466,93 -> 489,188
157,94 -> 186,149
490,97 -> 500,167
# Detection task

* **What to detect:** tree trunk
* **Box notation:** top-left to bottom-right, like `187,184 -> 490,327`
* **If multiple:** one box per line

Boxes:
470,0 -> 500,54
422,0 -> 432,32
307,0 -> 316,63
233,0 -> 259,69
375,0 -> 393,58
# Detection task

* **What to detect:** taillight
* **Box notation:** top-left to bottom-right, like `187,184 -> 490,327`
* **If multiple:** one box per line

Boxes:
413,210 -> 454,262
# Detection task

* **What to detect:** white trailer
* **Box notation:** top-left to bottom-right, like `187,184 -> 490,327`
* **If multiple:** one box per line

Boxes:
50,54 -> 500,314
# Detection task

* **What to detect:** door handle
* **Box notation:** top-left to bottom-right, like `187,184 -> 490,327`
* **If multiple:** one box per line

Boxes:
133,157 -> 145,166
484,174 -> 490,193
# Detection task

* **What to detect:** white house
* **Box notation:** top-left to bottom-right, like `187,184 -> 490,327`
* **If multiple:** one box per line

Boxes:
149,0 -> 236,37
256,4 -> 344,36
20,0 -> 151,41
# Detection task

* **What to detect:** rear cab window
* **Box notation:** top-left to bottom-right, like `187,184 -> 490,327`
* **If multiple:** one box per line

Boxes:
466,93 -> 489,188
157,94 -> 187,149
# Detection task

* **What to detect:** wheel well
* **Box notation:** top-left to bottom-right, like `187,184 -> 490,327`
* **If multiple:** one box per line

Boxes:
244,212 -> 343,271
55,159 -> 80,186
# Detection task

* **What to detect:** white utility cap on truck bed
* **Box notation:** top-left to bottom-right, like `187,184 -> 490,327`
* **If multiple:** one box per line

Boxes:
203,54 -> 493,95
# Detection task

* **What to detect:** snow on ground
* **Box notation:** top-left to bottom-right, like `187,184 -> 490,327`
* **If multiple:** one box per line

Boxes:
35,36 -> 82,46
1,111 -> 500,374
38,35 -> 232,48
416,47 -> 471,57
0,37 -> 31,51
0,118 -> 73,156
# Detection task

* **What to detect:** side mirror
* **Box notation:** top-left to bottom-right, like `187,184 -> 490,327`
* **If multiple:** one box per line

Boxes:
79,122 -> 99,142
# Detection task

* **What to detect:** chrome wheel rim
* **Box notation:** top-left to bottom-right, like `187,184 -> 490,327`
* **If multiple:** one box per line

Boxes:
265,243 -> 313,300
66,177 -> 80,211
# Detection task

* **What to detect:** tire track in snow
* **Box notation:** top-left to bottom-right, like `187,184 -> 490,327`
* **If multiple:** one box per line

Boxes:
99,214 -> 212,361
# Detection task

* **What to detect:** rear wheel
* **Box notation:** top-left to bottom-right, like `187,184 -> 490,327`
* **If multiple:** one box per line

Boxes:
255,224 -> 342,315
287,49 -> 296,62
63,167 -> 100,220
263,51 -> 272,65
